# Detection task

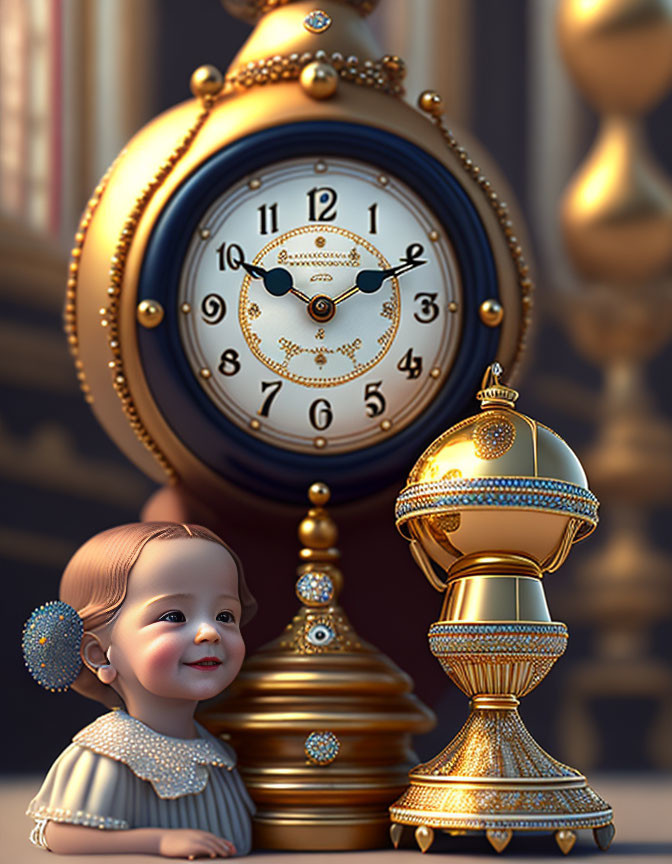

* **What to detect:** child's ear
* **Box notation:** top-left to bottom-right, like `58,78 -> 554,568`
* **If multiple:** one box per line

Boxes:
81,633 -> 117,684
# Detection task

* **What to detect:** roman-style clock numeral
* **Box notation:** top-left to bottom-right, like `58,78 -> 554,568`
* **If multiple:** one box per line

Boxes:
258,203 -> 279,235
218,349 -> 241,376
397,348 -> 423,379
364,381 -> 386,417
216,243 -> 245,271
309,398 -> 333,430
413,292 -> 440,324
307,187 -> 337,221
201,293 -> 226,325
368,203 -> 378,234
258,380 -> 282,416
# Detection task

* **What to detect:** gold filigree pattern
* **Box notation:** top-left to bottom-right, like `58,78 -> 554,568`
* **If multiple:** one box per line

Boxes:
473,414 -> 516,460
336,338 -> 362,366
380,299 -> 395,320
238,225 -> 399,387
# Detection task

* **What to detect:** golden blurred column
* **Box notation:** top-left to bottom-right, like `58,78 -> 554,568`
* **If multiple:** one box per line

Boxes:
370,0 -> 471,124
557,0 -> 672,769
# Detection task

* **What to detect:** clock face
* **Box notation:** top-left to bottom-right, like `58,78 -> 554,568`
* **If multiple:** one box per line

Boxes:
137,121 -> 504,501
178,157 -> 461,455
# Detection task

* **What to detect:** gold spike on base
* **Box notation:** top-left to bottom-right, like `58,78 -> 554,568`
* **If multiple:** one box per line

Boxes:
390,823 -> 404,849
556,830 -> 577,855
486,829 -> 513,854
202,483 -> 435,850
414,825 -> 434,853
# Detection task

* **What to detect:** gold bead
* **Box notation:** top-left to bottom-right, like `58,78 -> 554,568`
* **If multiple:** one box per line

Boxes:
136,299 -> 165,329
479,298 -> 504,327
418,90 -> 444,117
298,513 -> 337,549
300,61 -> 339,99
308,482 -> 330,507
190,64 -> 224,99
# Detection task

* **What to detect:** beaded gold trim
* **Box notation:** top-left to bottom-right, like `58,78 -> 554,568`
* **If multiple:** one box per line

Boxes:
224,50 -> 406,95
64,159 -> 120,405
427,112 -> 533,369
100,98 -> 218,481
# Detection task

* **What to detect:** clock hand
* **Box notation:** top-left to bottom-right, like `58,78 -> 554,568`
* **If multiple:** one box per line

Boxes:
242,261 -> 309,303
333,245 -> 428,305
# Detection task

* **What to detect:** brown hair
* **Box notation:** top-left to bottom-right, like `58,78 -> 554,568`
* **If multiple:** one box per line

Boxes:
60,522 -> 257,707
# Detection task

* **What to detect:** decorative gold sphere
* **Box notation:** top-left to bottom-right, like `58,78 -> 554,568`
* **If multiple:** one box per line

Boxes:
300,62 -> 339,100
557,0 -> 672,113
136,299 -> 165,329
479,299 -> 504,327
418,90 -> 444,117
396,365 -> 599,575
308,482 -> 331,507
190,64 -> 224,99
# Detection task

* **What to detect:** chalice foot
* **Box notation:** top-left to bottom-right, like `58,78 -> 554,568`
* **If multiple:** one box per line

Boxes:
389,622 -> 614,854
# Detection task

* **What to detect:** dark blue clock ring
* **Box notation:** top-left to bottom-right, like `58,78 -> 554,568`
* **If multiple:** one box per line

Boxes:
137,121 -> 500,504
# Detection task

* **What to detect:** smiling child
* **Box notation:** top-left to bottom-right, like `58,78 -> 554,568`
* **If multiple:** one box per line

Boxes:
23,522 -> 257,859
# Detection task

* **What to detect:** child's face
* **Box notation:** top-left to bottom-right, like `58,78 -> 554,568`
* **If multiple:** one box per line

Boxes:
106,538 -> 245,707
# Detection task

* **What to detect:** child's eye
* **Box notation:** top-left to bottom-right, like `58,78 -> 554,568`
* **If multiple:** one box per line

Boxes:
158,610 -> 186,623
216,610 -> 235,624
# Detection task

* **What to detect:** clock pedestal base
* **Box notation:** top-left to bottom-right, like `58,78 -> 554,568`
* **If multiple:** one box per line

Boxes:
200,484 -> 435,851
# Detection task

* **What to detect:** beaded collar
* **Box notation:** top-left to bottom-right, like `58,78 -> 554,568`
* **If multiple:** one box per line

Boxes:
73,711 -> 234,799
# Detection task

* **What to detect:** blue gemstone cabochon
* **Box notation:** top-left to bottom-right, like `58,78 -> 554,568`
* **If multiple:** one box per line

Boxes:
22,601 -> 84,692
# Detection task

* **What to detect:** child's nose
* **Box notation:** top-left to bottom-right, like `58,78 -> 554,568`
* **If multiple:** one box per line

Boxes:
194,622 -> 220,643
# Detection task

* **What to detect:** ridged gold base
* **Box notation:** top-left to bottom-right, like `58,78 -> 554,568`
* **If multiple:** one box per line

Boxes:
390,707 -> 614,852
253,810 -> 392,850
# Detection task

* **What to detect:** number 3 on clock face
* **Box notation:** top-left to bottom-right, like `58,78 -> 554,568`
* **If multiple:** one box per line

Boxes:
138,123 -> 502,500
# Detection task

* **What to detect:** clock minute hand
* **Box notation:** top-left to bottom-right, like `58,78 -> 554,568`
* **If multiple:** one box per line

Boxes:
333,252 -> 428,305
241,261 -> 309,303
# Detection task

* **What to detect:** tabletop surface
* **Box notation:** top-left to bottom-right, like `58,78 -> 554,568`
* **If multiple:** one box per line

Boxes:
2,776 -> 671,863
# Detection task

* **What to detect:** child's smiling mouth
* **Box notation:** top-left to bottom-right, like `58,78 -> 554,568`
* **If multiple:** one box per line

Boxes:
184,656 -> 222,670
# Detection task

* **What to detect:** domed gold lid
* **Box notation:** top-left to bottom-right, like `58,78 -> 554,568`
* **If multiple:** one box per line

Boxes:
396,365 -> 599,575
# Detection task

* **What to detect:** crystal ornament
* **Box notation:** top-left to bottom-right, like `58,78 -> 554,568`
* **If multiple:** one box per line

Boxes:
304,10 -> 332,33
304,730 -> 340,765
22,601 -> 83,692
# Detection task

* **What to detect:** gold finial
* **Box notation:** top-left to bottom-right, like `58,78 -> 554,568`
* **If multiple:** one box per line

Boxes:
298,483 -> 339,561
476,363 -> 519,409
296,483 -> 342,605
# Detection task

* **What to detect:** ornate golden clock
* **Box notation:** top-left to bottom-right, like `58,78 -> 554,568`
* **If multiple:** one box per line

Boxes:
65,0 -> 532,502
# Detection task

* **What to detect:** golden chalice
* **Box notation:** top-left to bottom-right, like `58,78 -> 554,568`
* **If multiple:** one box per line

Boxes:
389,365 -> 614,855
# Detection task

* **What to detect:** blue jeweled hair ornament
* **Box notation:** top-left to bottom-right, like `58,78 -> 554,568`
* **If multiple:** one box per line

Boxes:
22,601 -> 83,692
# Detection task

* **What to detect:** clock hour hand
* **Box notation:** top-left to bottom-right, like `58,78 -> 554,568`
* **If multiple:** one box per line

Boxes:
242,261 -> 309,303
333,244 -> 427,305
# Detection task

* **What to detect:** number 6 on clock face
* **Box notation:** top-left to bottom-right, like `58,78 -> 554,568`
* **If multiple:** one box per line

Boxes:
137,122 -> 505,500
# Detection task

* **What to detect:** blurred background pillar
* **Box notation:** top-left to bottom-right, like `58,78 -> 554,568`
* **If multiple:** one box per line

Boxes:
370,0 -> 471,125
555,0 -> 672,770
